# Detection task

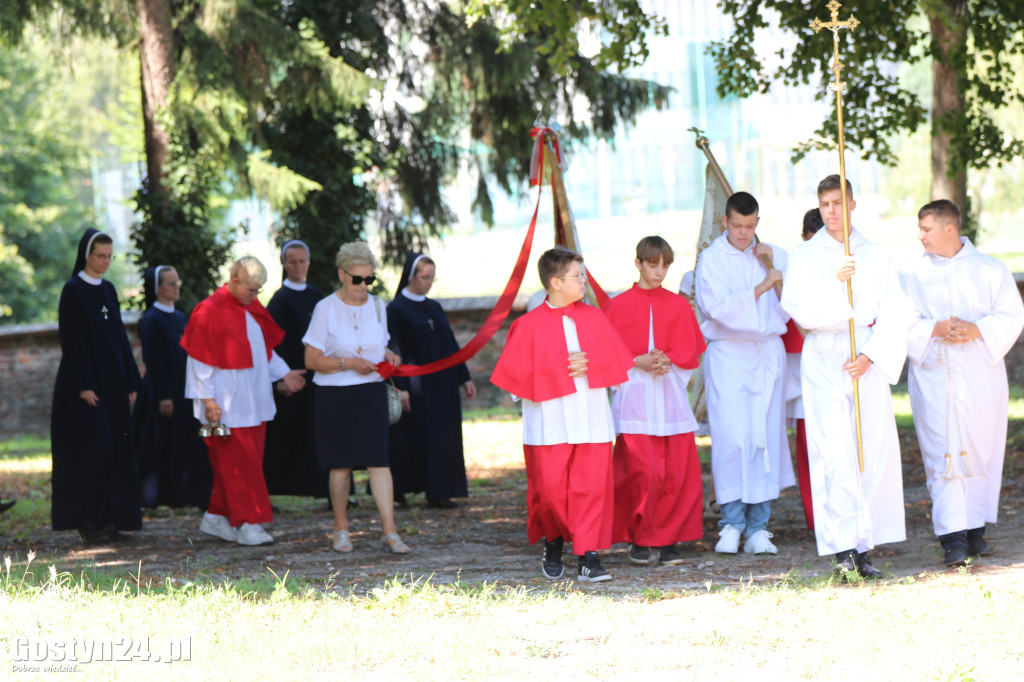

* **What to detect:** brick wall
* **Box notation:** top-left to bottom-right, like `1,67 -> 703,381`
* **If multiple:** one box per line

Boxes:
3,280 -> 1023,438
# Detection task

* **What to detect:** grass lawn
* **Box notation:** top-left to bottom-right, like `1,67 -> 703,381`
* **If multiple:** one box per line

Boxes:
3,399 -> 1024,679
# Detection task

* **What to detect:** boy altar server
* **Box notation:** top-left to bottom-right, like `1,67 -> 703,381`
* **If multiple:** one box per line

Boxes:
781,175 -> 908,579
491,247 -> 633,583
899,199 -> 1024,566
696,191 -> 795,556
602,237 -> 706,566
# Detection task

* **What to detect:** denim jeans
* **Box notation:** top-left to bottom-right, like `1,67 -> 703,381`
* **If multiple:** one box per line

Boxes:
718,499 -> 771,535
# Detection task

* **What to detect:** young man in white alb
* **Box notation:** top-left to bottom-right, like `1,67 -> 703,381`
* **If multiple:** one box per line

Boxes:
899,199 -> 1024,566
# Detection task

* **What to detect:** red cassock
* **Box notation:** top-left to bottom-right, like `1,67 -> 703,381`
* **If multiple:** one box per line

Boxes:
492,300 -> 633,553
782,318 -> 814,530
181,286 -> 285,526
602,285 -> 707,547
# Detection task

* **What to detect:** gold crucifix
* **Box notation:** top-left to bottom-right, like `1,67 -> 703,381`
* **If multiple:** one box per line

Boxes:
811,0 -> 865,473
811,0 -> 860,94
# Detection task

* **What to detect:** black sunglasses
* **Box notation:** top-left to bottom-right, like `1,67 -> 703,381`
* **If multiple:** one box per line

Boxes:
343,270 -> 377,286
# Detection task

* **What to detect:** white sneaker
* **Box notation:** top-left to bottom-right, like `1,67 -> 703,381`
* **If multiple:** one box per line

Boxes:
744,529 -> 778,555
199,513 -> 238,542
237,523 -> 274,546
715,525 -> 741,554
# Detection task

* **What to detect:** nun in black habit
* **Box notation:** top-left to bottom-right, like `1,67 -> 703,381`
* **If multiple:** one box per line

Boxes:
387,253 -> 476,508
51,229 -> 142,543
263,240 -> 328,497
132,265 -> 212,509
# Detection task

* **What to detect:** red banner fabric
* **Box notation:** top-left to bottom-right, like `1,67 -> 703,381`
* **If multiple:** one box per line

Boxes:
376,188 -> 543,379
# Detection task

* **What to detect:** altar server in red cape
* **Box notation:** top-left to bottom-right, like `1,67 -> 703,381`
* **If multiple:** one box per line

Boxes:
181,256 -> 306,546
602,237 -> 706,567
491,247 -> 633,583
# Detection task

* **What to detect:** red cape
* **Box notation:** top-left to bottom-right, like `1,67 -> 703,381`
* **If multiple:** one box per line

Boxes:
181,285 -> 285,369
602,284 -> 706,369
781,318 -> 804,353
491,300 -> 633,402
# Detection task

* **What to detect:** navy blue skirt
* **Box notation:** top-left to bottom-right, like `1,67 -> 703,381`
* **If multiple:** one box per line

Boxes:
314,382 -> 389,469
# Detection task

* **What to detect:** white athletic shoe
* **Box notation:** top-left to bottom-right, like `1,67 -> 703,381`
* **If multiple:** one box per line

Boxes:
715,525 -> 741,554
199,513 -> 238,542
743,530 -> 778,555
237,523 -> 274,546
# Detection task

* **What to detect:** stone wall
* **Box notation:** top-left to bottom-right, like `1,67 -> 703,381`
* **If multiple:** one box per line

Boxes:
3,278 -> 1023,438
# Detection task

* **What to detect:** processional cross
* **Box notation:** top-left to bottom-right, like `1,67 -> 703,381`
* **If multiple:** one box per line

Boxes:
811,0 -> 865,473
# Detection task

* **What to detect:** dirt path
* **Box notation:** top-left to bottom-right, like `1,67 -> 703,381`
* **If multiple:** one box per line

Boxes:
5,425 -> 1024,595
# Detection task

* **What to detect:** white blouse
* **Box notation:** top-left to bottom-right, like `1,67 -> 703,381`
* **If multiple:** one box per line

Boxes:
303,293 -> 390,387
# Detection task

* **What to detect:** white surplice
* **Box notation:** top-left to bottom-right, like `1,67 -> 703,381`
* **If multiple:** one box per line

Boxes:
185,311 -> 290,428
612,313 -> 697,437
518,311 -> 616,446
696,235 -> 795,505
781,227 -> 908,556
899,238 -> 1024,536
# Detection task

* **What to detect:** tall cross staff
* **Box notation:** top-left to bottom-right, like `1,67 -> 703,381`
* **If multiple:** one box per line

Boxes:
812,0 -> 864,472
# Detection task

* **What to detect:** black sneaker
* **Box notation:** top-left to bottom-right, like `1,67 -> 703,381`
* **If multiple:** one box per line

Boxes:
577,551 -> 612,583
854,552 -> 883,579
627,544 -> 654,565
541,537 -> 564,580
658,544 -> 685,565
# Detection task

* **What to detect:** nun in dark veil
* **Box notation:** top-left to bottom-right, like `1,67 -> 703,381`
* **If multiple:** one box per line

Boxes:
387,253 -> 476,508
132,265 -> 212,509
51,228 -> 142,543
263,239 -> 328,497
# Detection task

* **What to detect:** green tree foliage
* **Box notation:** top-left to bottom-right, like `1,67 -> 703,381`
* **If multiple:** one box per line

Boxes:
266,0 -> 672,294
709,0 -> 1024,227
0,33 -> 119,323
466,0 -> 667,75
6,1 -> 669,313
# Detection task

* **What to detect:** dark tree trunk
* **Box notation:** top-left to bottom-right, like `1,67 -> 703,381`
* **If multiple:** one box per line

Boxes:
137,0 -> 175,209
928,0 -> 967,211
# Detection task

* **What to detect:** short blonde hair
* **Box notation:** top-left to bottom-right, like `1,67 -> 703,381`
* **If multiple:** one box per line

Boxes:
336,241 -> 377,270
230,256 -> 268,285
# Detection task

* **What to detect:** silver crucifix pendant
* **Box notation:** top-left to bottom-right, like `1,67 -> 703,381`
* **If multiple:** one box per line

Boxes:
101,305 -> 109,320
427,319 -> 435,331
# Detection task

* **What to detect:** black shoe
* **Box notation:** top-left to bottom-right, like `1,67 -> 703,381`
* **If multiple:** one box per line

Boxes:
967,528 -> 991,557
427,498 -> 459,509
833,549 -> 857,578
854,552 -> 883,579
628,544 -> 654,565
943,544 -> 969,566
939,530 -> 970,566
0,499 -> 15,514
577,551 -> 612,583
79,524 -> 118,545
658,544 -> 685,565
541,537 -> 565,580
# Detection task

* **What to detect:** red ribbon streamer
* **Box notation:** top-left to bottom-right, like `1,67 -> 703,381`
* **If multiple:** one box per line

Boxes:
377,188 -> 543,379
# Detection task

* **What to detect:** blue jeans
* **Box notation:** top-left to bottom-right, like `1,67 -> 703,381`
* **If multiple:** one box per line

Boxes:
719,500 -> 771,535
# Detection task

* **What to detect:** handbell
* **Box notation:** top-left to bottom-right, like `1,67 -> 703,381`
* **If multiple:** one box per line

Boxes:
199,422 -> 231,438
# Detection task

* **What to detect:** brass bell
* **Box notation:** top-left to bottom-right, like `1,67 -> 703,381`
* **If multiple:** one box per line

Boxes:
198,423 -> 212,438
